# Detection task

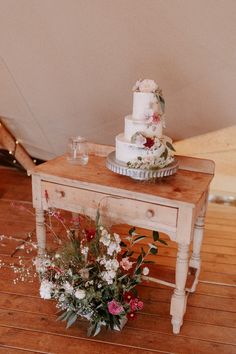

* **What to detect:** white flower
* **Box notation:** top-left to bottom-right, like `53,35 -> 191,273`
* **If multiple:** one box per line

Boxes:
40,280 -> 54,299
105,259 -> 119,271
142,267 -> 149,276
107,241 -> 121,256
75,289 -> 86,299
81,246 -> 89,260
120,257 -> 134,271
139,79 -> 158,93
100,230 -> 111,246
101,270 -> 116,284
132,79 -> 142,91
59,294 -> 65,302
134,133 -> 147,148
34,256 -> 51,273
63,281 -> 74,294
114,233 -> 121,244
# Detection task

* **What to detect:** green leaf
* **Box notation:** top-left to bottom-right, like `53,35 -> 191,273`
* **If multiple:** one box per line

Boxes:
129,227 -> 136,236
157,238 -> 168,246
160,148 -> 168,160
95,209 -> 100,225
133,235 -> 147,244
57,311 -> 68,322
153,230 -> 159,241
118,274 -> 128,281
159,96 -> 165,113
141,247 -> 146,257
135,267 -> 142,275
122,250 -> 128,258
87,323 -> 94,337
150,248 -> 158,255
166,142 -> 176,152
93,323 -> 102,336
66,312 -> 78,329
126,250 -> 134,257
136,254 -> 143,268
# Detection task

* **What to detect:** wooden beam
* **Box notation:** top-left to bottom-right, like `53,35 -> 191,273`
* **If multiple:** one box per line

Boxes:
0,118 -> 35,171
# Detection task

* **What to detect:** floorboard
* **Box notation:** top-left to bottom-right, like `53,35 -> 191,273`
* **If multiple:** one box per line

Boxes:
0,167 -> 236,354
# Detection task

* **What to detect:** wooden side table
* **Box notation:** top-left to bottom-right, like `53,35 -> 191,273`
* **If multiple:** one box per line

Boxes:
31,143 -> 214,334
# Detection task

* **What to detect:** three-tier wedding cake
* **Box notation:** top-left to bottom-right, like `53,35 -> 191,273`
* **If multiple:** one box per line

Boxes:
115,79 -> 175,169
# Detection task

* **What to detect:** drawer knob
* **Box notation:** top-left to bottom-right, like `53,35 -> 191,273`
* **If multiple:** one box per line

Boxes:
146,209 -> 155,218
55,190 -> 65,198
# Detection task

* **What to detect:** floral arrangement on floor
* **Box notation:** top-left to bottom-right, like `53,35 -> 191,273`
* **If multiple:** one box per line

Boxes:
127,132 -> 175,169
0,204 -> 167,337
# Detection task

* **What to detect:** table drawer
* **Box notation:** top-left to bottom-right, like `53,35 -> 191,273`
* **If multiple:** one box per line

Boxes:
41,181 -> 178,231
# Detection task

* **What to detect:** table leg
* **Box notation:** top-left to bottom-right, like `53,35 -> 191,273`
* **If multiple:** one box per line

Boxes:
170,243 -> 189,334
35,208 -> 46,255
189,206 -> 207,292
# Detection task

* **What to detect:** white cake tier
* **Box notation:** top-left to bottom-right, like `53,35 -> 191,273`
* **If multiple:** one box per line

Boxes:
132,92 -> 157,120
116,133 -> 173,164
124,115 -> 162,141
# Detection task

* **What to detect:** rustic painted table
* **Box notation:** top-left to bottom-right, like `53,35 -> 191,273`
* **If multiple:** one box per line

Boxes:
31,143 -> 215,334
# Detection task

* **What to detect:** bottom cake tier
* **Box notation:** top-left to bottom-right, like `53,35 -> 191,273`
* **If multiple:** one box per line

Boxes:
115,133 -> 174,169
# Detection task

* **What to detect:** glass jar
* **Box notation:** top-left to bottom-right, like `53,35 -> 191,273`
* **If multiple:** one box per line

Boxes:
67,136 -> 89,165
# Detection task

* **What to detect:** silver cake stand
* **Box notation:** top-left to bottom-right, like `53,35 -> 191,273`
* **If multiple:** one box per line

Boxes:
106,151 -> 179,181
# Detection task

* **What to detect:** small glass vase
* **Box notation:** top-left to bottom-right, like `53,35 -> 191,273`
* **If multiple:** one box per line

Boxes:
67,136 -> 89,165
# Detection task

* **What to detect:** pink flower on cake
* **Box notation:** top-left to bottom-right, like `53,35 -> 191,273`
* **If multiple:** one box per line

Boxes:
151,112 -> 161,124
108,300 -> 124,315
120,257 -> 134,271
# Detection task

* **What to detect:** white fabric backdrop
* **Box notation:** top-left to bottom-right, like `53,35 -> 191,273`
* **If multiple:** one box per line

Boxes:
0,0 -> 235,159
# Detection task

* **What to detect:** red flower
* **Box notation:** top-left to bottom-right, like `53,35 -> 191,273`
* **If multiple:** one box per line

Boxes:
123,291 -> 135,303
127,312 -> 137,320
130,298 -> 144,311
144,137 -> 155,149
152,113 -> 161,123
85,228 -> 96,242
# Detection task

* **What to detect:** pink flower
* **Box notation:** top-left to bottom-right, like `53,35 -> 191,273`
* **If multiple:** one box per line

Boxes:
152,113 -> 161,124
108,300 -> 124,315
130,298 -> 144,311
120,257 -> 134,271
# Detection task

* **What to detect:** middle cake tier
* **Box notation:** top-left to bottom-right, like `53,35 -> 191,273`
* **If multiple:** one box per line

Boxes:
124,115 -> 163,141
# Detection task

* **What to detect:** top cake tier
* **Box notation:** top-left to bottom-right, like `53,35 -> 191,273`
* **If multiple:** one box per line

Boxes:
132,92 -> 157,120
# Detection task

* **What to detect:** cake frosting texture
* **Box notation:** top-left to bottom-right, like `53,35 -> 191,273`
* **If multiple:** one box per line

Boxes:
115,79 -> 174,169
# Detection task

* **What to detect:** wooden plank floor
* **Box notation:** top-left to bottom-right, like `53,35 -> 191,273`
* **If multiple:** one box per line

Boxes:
0,167 -> 236,354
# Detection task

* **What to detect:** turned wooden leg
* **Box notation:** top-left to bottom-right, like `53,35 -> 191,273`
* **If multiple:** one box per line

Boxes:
189,194 -> 208,292
171,243 -> 190,334
35,208 -> 46,255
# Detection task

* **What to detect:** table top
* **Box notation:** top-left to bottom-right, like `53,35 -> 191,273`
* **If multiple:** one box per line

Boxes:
31,153 -> 214,208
